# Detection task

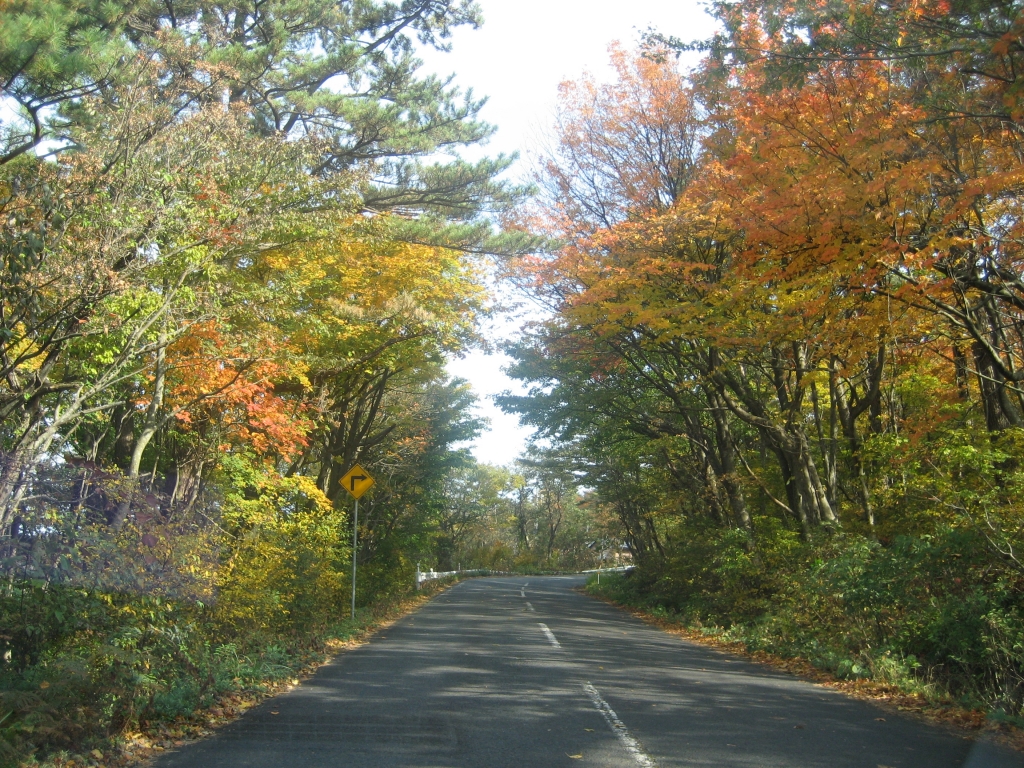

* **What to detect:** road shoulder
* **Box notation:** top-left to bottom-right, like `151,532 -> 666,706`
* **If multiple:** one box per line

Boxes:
112,579 -> 463,768
581,586 -> 1024,755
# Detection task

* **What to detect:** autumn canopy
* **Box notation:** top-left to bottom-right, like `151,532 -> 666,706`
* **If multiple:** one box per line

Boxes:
3,0 -> 1024,761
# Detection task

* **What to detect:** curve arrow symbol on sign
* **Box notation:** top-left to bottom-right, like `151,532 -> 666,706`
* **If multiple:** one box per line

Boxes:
340,464 -> 374,499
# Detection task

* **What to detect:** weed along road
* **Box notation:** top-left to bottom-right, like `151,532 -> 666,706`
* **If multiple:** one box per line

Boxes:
154,576 -> 1024,768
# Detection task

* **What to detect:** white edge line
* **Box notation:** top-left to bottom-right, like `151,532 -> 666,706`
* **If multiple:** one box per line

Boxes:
582,682 -> 656,768
538,622 -> 561,648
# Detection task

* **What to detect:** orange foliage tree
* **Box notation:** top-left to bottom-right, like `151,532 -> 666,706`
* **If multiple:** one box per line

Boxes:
507,18 -> 1024,553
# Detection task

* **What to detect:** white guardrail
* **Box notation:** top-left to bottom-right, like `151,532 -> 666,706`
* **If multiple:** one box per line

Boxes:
415,568 -> 458,587
579,565 -> 635,574
415,568 -> 514,588
414,565 -> 634,588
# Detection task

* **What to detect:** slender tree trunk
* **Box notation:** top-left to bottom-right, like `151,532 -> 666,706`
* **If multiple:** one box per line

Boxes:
797,430 -> 837,526
810,382 -> 837,508
701,453 -> 727,526
973,340 -> 1020,430
834,377 -> 875,528
708,390 -> 751,530
770,442 -> 811,539
111,329 -> 168,530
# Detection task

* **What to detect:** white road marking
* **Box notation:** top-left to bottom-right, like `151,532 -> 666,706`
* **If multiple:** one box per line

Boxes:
520,588 -> 526,597
582,683 -> 656,768
526,601 -> 535,612
538,623 -> 561,648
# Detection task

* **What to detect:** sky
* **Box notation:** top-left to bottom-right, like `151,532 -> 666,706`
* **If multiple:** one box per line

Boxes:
420,0 -> 720,467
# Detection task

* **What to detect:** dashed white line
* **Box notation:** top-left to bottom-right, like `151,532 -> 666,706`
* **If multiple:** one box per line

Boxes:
582,683 -> 656,768
520,588 -> 526,597
538,623 -> 561,648
526,601 -> 535,612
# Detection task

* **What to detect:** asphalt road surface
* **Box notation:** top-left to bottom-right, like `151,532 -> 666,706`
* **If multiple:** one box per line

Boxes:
155,575 -> 1024,767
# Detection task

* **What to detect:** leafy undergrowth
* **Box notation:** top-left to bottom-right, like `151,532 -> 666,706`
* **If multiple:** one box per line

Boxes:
5,576 -> 461,768
585,535 -> 1024,754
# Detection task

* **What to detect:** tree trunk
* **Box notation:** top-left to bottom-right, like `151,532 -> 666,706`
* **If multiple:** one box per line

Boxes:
708,390 -> 751,531
110,329 -> 169,530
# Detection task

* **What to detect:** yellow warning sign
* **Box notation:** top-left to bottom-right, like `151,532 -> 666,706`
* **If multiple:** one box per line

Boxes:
339,464 -> 375,499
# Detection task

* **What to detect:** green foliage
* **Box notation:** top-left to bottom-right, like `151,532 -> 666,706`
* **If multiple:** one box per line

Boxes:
216,467 -> 350,636
0,585 -> 109,670
440,449 -> 623,574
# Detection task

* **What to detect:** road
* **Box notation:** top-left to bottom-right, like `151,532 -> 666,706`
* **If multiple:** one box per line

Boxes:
155,575 -> 1024,767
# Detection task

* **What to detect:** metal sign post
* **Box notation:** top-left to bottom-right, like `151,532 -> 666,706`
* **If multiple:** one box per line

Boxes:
351,498 -> 358,619
339,464 -> 375,620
